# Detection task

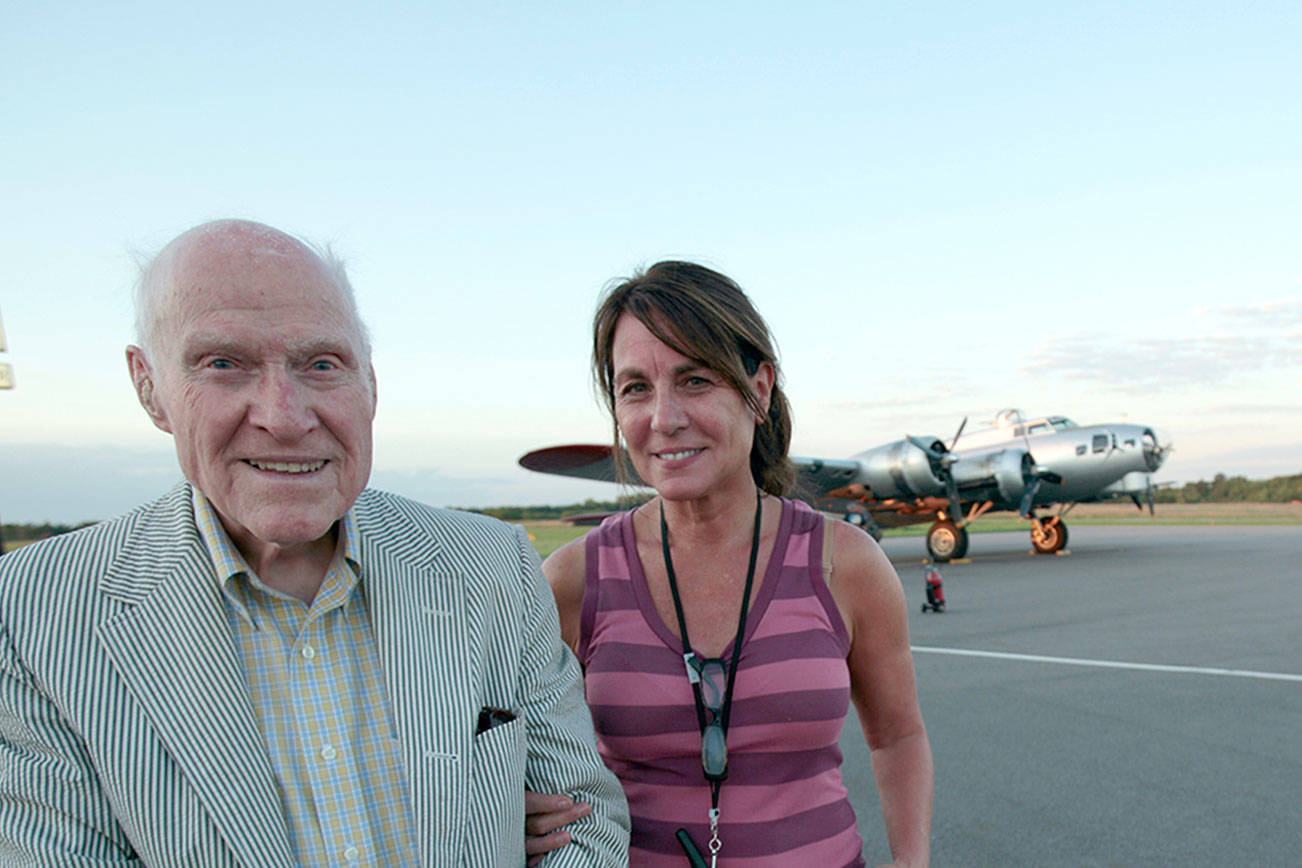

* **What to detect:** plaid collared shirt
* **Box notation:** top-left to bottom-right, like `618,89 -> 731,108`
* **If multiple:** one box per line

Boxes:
193,490 -> 419,867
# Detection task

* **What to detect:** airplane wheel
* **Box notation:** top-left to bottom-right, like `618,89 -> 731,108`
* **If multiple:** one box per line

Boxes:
1031,519 -> 1068,554
926,521 -> 968,562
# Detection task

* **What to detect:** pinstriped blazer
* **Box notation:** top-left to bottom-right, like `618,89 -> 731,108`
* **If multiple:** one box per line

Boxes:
0,483 -> 629,867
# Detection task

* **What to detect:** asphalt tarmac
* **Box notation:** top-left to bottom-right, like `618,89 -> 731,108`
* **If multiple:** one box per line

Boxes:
841,524 -> 1302,867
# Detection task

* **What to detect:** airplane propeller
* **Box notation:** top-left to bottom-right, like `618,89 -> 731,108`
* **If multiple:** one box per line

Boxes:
1135,478 -> 1156,512
1130,476 -> 1157,516
905,434 -> 965,525
949,416 -> 968,451
1143,429 -> 1172,472
1000,409 -> 1049,518
1017,480 -> 1040,518
905,435 -> 956,468
1018,464 -> 1064,518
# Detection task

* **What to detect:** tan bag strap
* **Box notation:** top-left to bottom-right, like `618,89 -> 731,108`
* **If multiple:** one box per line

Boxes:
822,515 -> 836,586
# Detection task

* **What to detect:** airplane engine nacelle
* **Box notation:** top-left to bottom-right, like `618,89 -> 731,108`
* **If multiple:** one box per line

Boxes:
950,448 -> 1031,503
849,438 -> 947,499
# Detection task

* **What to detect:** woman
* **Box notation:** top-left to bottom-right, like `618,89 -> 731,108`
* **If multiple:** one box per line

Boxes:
530,262 -> 932,867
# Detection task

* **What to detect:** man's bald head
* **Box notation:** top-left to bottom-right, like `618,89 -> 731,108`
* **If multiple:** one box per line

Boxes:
125,218 -> 378,563
134,219 -> 370,363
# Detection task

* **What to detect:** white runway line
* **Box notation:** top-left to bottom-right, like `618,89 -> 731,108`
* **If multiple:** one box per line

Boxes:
911,646 -> 1302,683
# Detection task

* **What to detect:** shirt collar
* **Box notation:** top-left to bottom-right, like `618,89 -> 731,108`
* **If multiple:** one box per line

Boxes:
191,487 -> 363,618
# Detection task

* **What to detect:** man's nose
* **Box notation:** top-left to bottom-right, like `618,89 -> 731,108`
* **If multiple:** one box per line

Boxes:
650,389 -> 688,434
248,369 -> 317,439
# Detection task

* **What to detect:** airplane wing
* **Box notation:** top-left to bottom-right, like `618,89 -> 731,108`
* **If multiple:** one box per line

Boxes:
520,446 -> 867,498
518,445 -> 938,535
790,456 -> 865,498
518,444 -> 646,486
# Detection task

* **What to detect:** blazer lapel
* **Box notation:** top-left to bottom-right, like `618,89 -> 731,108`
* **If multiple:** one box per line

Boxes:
96,487 -> 295,868
357,493 -> 473,866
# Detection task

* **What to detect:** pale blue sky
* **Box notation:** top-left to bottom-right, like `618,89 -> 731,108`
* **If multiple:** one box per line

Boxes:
2,1 -> 1299,522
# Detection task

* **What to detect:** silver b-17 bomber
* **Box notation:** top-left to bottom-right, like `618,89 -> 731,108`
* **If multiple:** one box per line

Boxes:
519,409 -> 1171,562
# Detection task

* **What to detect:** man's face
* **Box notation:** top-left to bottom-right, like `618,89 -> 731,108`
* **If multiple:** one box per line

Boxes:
129,226 -> 376,554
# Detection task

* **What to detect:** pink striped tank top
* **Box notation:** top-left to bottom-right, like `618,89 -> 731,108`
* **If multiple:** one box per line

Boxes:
579,497 -> 866,867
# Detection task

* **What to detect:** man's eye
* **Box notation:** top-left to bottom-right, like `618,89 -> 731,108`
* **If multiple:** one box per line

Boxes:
310,360 -> 337,371
209,359 -> 235,370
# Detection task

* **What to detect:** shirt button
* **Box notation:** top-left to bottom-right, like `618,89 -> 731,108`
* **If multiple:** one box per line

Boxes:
320,744 -> 337,761
301,644 -> 316,660
343,845 -> 360,863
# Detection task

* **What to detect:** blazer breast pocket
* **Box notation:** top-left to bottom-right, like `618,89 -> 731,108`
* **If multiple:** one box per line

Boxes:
462,715 -> 526,866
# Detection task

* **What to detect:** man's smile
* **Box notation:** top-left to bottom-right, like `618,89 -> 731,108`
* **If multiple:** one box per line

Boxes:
243,459 -> 327,473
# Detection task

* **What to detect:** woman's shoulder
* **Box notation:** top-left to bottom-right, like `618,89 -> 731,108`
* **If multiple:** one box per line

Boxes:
828,518 -> 903,607
780,496 -> 852,559
544,532 -> 588,577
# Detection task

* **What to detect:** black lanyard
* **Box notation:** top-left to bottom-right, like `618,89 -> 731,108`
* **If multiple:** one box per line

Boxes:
659,490 -> 762,804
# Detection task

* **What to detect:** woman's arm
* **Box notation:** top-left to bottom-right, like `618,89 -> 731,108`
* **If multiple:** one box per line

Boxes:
525,537 -> 594,865
545,536 -> 588,656
828,521 -> 934,868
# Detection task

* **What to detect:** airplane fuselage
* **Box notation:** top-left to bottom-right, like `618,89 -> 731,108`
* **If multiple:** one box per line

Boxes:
954,418 -> 1164,507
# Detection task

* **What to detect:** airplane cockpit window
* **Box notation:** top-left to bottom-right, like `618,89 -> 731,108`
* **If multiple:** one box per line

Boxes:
1092,434 -> 1108,453
1051,418 -> 1077,430
1028,423 -> 1050,435
1076,444 -> 1087,456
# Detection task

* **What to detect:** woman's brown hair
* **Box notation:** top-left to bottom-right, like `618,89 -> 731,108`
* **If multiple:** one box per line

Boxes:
592,261 -> 795,496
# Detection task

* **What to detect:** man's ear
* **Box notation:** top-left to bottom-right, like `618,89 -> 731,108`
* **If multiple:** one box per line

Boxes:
126,345 -> 171,433
368,363 -> 378,418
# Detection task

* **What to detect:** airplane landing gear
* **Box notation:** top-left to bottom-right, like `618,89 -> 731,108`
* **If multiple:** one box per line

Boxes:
1031,516 -> 1069,554
926,520 -> 969,562
844,509 -> 883,541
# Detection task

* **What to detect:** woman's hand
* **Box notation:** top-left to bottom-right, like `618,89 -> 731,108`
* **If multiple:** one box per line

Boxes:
525,791 -> 592,866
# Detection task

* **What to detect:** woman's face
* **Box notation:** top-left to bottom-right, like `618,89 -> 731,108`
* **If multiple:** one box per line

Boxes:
610,313 -> 774,504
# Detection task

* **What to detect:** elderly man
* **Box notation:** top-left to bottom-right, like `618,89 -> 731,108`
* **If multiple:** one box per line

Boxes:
0,220 -> 629,866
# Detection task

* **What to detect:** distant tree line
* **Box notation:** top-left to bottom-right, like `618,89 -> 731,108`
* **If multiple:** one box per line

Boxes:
1,521 -> 97,549
7,475 -> 1298,549
463,495 -> 654,521
1153,472 -> 1302,503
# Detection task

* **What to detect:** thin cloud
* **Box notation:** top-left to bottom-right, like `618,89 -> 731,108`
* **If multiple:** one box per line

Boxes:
821,378 -> 973,413
1027,297 -> 1302,391
1022,332 -> 1302,389
1194,298 -> 1302,329
1194,404 -> 1302,416
824,395 -> 956,412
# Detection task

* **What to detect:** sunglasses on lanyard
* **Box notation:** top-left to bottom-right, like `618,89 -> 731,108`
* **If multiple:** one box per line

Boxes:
661,492 -> 763,865
685,654 -> 730,779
